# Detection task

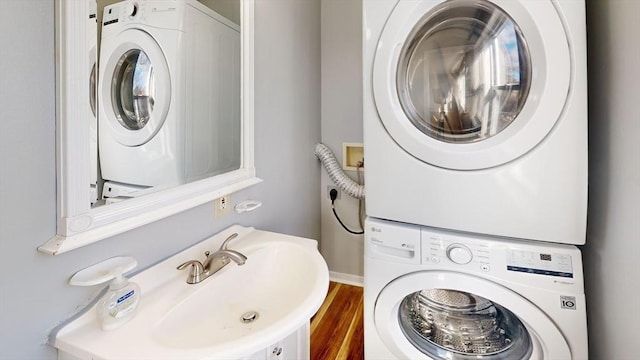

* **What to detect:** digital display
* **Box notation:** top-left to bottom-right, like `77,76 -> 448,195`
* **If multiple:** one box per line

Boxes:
507,250 -> 572,278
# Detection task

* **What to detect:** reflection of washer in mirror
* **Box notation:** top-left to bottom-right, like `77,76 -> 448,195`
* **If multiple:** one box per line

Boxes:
97,0 -> 242,200
111,49 -> 155,131
90,62 -> 97,119
396,0 -> 531,144
89,0 -> 99,206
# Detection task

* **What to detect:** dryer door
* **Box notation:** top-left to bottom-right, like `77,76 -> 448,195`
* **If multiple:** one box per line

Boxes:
100,29 -> 171,146
373,0 -> 571,170
374,271 -> 571,359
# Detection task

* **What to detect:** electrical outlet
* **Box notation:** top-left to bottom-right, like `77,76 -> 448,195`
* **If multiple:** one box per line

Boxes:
214,195 -> 230,218
327,186 -> 340,200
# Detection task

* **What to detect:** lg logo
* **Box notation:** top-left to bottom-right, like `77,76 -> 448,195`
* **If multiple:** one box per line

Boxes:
561,296 -> 577,310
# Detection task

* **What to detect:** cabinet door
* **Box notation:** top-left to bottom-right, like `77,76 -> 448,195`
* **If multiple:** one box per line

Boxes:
240,323 -> 309,360
268,323 -> 309,360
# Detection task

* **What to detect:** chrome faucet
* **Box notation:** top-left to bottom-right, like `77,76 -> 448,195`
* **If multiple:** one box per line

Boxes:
177,233 -> 247,284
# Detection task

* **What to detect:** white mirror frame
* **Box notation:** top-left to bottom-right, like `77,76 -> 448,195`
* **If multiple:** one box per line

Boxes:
39,0 -> 260,255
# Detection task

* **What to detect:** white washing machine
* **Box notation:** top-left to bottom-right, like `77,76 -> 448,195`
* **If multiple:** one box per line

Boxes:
363,0 -> 588,244
98,0 -> 241,189
364,217 -> 588,359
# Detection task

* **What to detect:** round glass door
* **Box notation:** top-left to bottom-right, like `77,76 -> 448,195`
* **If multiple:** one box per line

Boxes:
90,61 -> 97,118
397,0 -> 531,143
373,271 -> 572,359
99,28 -> 171,147
398,289 -> 532,359
111,49 -> 156,131
372,0 -> 571,170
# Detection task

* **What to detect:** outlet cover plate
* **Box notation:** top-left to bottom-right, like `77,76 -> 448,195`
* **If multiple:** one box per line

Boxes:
327,186 -> 341,200
214,195 -> 230,218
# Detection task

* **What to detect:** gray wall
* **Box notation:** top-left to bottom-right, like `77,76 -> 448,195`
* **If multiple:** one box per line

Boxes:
0,0 -> 320,358
319,0 -> 364,279
584,0 -> 640,359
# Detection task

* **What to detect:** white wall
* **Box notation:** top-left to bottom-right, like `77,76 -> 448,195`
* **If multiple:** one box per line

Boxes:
319,0 -> 365,280
583,1 -> 640,359
0,0 -> 320,358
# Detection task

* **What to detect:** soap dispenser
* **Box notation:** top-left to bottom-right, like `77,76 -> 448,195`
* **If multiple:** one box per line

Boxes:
69,257 -> 141,331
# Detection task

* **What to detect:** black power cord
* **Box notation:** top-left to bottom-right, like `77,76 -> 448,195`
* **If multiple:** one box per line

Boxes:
330,188 -> 364,235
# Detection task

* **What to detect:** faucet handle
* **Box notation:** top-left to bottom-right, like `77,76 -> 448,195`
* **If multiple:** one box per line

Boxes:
219,233 -> 239,250
177,260 -> 204,284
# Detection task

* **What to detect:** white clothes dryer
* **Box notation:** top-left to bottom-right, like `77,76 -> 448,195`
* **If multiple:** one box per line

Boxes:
363,0 -> 588,244
98,0 -> 241,189
364,217 -> 588,359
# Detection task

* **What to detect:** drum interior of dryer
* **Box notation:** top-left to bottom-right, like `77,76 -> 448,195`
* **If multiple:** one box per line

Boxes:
399,289 -> 532,359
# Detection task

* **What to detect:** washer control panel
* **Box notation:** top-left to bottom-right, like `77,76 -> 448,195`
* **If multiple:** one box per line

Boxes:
422,230 -> 492,271
506,249 -> 573,278
446,244 -> 473,264
420,226 -> 576,279
366,218 -> 582,284
102,1 -> 182,30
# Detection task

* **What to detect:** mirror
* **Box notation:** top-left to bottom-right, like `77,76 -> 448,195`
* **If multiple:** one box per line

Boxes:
39,0 -> 260,255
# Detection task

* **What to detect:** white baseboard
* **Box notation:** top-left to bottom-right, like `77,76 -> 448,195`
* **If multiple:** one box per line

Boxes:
329,271 -> 363,287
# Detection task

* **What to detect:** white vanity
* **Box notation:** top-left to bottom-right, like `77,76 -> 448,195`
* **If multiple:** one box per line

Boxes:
52,226 -> 329,360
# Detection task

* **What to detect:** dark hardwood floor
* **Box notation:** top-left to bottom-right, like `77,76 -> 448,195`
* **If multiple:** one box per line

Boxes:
311,282 -> 364,360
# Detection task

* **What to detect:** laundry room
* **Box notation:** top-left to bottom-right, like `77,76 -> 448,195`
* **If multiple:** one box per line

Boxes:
0,0 -> 637,359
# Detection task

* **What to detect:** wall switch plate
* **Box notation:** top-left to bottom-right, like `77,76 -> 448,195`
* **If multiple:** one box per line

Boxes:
214,195 -> 230,218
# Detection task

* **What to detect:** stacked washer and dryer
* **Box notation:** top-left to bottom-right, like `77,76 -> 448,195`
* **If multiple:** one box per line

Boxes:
363,0 -> 588,359
98,0 -> 241,199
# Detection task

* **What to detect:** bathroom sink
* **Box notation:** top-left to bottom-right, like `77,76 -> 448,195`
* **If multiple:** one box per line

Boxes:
52,226 -> 329,360
154,241 -> 326,349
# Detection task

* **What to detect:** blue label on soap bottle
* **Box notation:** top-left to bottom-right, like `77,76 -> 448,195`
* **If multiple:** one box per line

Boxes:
117,290 -> 135,304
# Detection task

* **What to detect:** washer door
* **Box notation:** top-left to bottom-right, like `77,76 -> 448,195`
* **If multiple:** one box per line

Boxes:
374,271 -> 571,359
373,0 -> 570,170
100,29 -> 171,146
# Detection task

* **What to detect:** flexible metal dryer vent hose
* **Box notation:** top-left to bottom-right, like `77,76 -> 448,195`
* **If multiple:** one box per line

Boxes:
315,143 -> 365,200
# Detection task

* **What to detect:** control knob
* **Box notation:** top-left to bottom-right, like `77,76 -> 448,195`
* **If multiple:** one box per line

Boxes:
446,244 -> 473,265
124,3 -> 138,17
